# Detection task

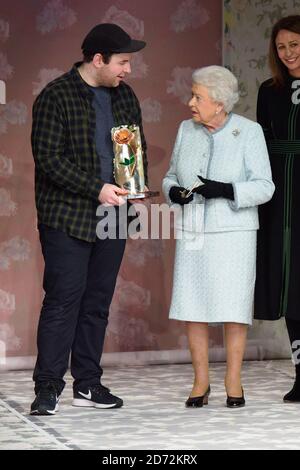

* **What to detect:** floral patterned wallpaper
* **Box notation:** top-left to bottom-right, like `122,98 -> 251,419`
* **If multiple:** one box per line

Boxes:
223,0 -> 300,120
0,0 -> 222,366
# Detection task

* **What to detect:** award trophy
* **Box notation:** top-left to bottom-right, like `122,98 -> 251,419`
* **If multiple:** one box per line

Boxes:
112,124 -> 159,199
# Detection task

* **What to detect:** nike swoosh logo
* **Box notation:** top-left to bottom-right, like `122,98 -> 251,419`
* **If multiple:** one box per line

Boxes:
78,390 -> 91,399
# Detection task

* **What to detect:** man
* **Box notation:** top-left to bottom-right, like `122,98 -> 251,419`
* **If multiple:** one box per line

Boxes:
30,23 -> 147,415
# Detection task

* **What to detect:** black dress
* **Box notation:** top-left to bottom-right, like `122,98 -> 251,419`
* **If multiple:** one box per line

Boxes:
254,76 -> 300,321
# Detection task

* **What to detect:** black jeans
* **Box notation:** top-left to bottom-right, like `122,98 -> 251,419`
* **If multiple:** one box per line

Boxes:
33,224 -> 126,394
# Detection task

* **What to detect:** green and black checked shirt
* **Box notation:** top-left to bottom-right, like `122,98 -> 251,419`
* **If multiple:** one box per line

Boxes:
31,63 -> 148,242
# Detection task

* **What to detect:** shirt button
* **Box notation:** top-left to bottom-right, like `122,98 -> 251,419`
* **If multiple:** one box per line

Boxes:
203,153 -> 207,158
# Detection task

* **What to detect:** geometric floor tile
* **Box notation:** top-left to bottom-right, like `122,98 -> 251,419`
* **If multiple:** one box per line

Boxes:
0,360 -> 299,450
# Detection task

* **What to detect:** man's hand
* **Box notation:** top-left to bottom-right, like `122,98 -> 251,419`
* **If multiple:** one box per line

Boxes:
99,184 -> 128,206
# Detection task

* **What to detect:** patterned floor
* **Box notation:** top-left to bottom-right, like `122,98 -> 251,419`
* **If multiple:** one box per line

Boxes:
0,360 -> 299,450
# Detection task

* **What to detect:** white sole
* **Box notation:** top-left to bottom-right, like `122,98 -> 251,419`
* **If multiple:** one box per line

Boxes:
72,398 -> 121,408
30,403 -> 59,415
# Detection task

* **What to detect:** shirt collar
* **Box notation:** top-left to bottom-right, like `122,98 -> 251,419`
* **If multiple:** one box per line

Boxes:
70,62 -> 94,99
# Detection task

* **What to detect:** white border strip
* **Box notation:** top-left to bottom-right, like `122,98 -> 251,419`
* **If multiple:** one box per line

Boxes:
1,344 -> 287,371
0,398 -> 70,450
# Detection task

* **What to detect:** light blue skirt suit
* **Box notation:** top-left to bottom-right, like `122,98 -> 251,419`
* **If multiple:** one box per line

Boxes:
162,113 -> 275,325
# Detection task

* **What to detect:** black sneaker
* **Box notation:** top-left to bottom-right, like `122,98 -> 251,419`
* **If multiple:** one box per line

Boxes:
72,384 -> 123,409
30,382 -> 59,416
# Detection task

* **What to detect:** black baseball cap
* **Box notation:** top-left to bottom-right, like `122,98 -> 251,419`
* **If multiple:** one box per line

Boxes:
82,23 -> 146,56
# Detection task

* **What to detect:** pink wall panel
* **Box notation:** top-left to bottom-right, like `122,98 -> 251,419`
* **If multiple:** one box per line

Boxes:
0,0 -> 222,362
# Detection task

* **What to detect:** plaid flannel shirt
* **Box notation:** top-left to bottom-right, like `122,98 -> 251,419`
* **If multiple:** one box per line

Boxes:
31,63 -> 148,242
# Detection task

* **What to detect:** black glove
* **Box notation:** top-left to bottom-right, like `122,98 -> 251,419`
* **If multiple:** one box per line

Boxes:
169,186 -> 194,205
193,176 -> 234,200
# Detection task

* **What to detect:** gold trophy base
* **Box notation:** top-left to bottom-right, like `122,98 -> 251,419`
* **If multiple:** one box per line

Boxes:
124,191 -> 160,200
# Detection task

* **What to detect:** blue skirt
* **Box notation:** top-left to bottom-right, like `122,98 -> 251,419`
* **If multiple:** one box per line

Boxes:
169,230 -> 257,325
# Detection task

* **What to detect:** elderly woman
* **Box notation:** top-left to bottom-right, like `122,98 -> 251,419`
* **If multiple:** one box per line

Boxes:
163,65 -> 275,408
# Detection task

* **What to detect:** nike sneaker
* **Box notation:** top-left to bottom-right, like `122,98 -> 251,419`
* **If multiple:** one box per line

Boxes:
72,384 -> 123,409
30,382 -> 59,415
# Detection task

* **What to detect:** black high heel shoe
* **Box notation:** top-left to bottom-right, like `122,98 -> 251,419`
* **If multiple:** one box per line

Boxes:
185,385 -> 211,408
283,379 -> 300,403
226,387 -> 245,408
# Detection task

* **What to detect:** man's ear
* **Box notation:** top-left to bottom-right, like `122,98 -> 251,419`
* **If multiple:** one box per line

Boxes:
92,53 -> 105,68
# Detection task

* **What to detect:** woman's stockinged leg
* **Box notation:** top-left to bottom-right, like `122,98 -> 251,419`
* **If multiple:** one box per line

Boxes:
224,322 -> 248,397
186,322 -> 210,397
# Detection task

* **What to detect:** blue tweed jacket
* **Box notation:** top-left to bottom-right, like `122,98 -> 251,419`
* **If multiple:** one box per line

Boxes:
163,113 -> 275,232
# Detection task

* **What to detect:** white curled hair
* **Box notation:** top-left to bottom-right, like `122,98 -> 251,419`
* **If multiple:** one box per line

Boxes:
192,65 -> 239,112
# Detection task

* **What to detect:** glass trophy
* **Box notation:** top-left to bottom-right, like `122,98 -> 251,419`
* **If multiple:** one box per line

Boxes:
112,124 -> 159,199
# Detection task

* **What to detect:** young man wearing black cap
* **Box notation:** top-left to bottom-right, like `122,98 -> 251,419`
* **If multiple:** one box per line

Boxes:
30,24 -> 147,415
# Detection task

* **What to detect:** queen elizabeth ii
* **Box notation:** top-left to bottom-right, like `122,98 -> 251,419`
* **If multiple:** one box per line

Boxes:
162,65 -> 275,409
